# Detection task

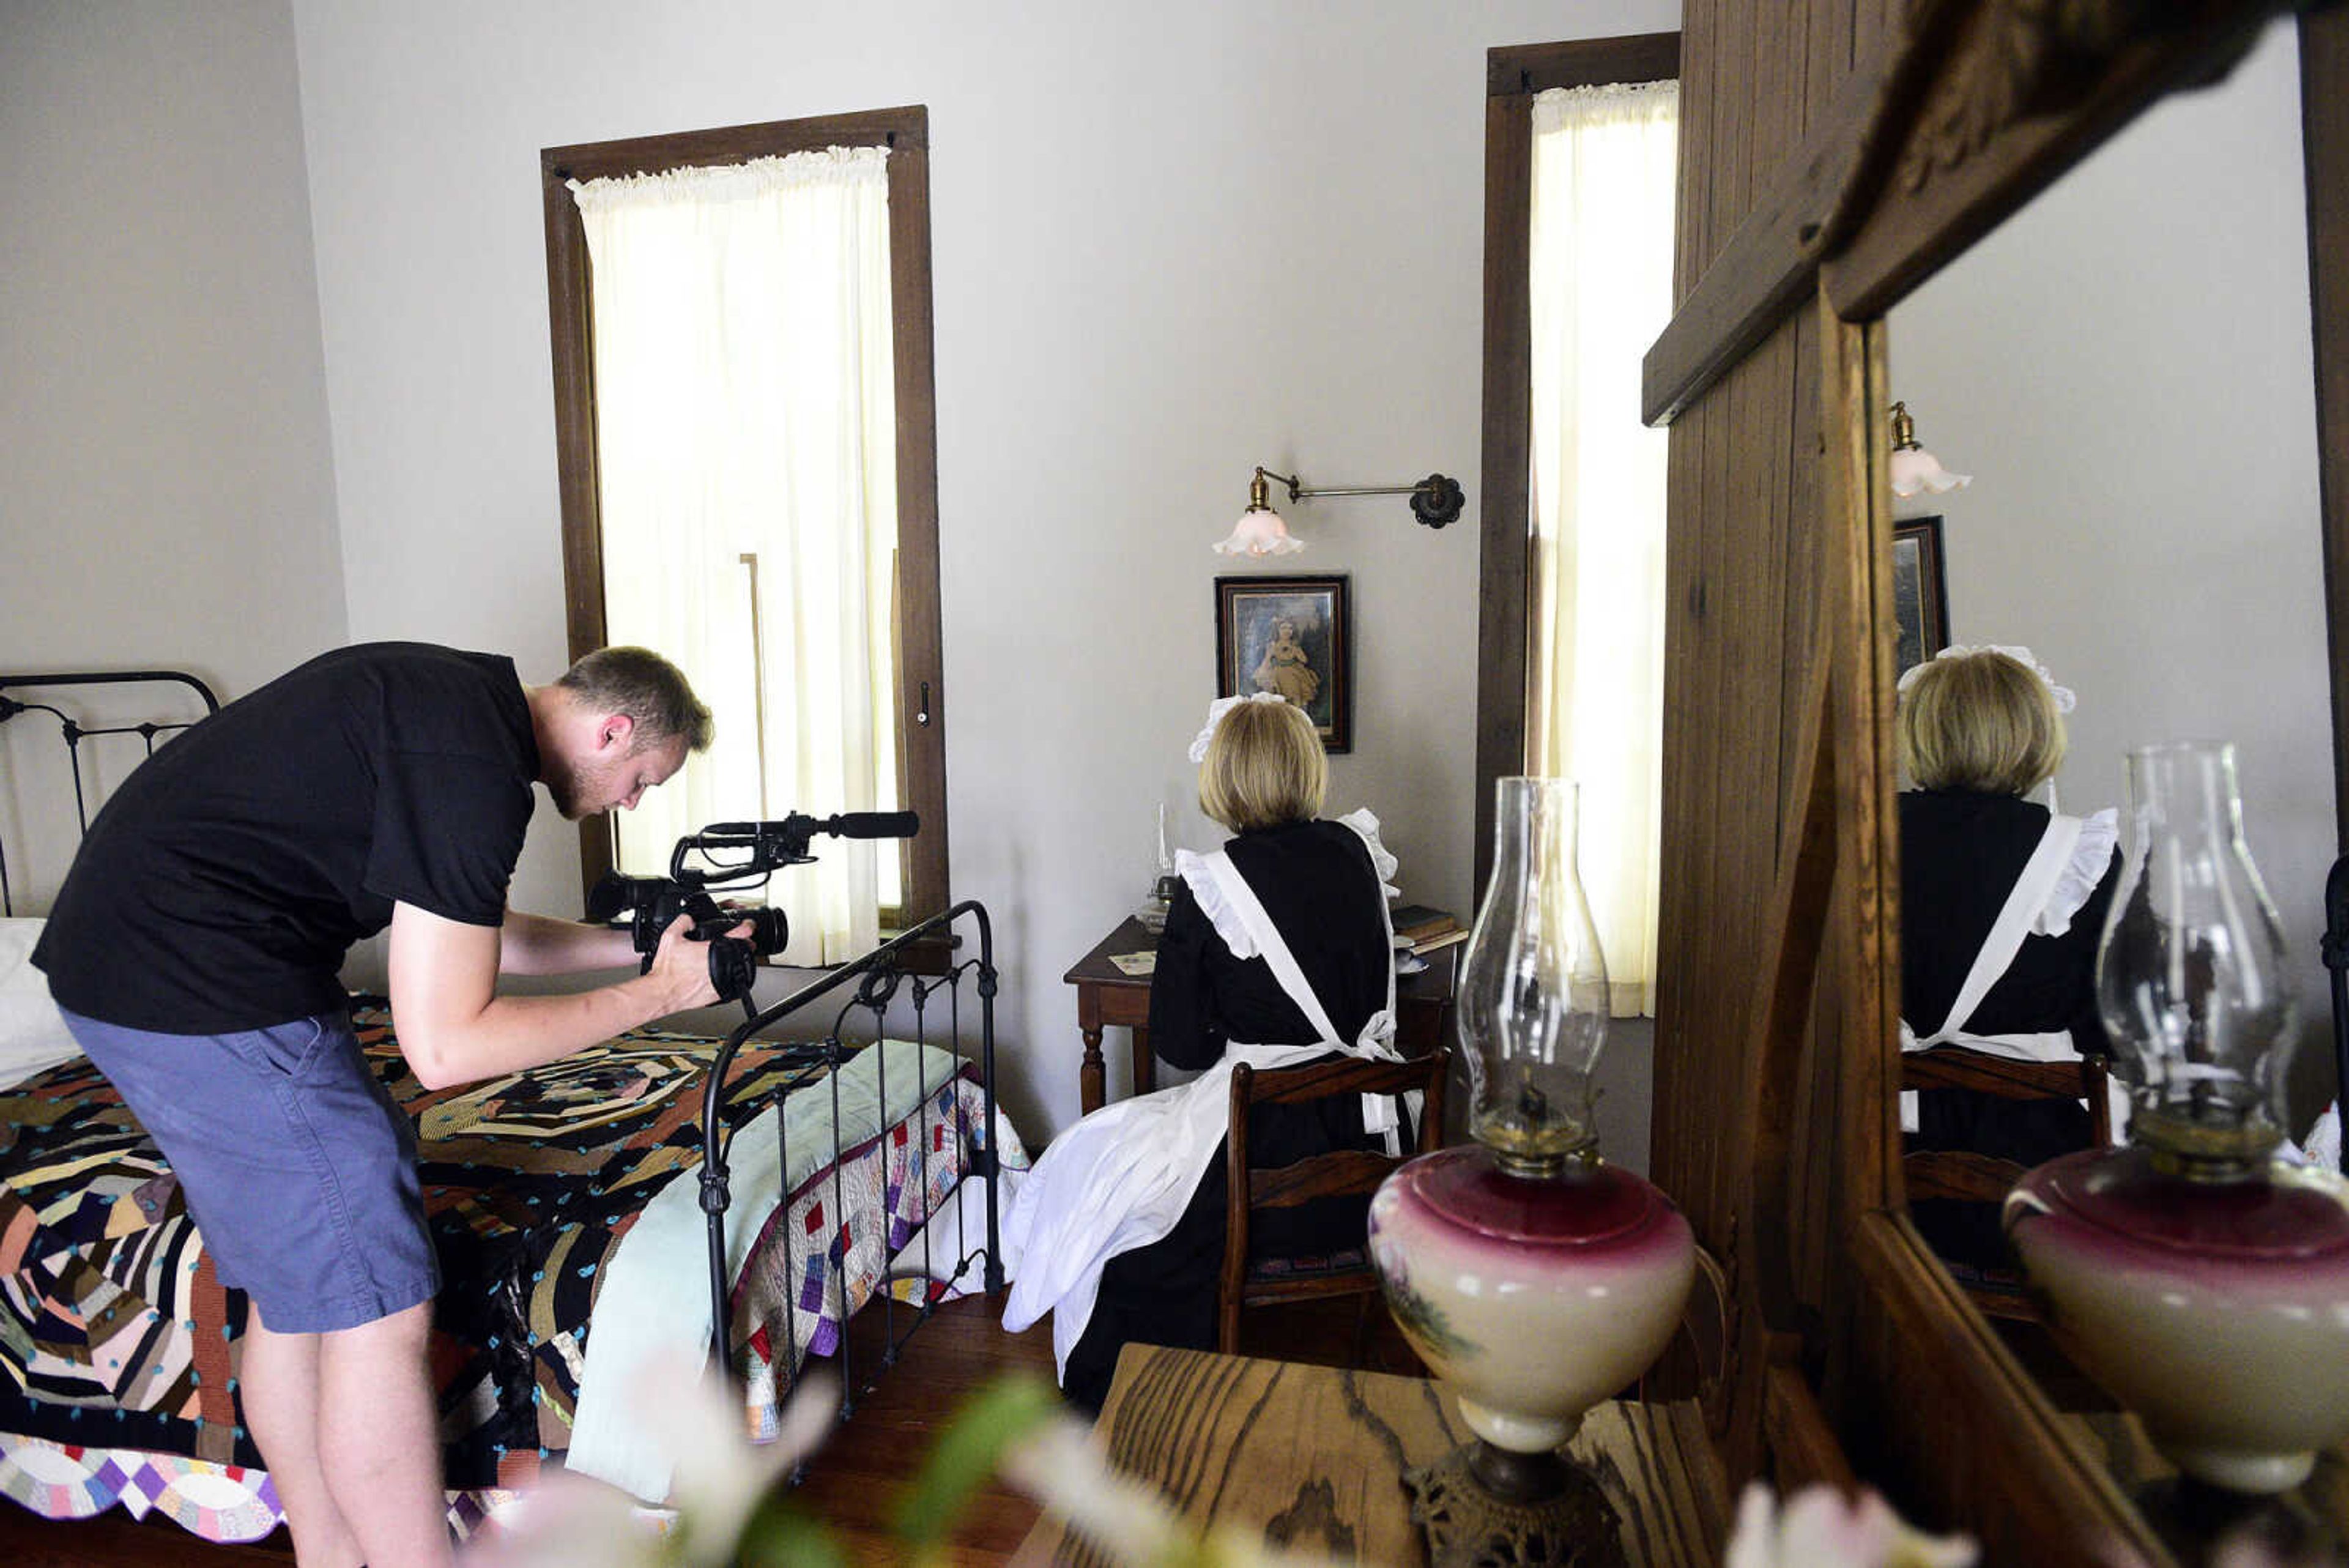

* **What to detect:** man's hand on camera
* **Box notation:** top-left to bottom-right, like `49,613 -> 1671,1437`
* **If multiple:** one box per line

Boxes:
645,912 -> 755,1014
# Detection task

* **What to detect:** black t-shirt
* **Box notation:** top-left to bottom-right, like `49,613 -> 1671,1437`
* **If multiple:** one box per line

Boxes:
34,643 -> 539,1033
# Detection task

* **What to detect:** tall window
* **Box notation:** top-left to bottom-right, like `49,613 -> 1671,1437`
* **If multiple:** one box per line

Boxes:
1478,41 -> 1679,1016
541,109 -> 946,963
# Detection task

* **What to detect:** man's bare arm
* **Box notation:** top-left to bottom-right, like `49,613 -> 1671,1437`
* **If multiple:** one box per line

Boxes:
498,907 -> 640,975
388,901 -> 717,1090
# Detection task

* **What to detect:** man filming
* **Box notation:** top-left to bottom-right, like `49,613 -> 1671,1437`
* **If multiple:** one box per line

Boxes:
32,641 -> 740,1568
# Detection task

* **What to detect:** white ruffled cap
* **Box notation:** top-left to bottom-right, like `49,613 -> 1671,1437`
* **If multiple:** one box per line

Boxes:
1187,691 -> 1290,764
1896,643 -> 2076,715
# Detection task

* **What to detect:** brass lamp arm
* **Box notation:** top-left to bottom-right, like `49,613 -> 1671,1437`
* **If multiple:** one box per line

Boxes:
1251,465 -> 1466,529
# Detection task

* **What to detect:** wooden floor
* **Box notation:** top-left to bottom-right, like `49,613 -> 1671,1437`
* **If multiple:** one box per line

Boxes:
0,1293 -> 1418,1567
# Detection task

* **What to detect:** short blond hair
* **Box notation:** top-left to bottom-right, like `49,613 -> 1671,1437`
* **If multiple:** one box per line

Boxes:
1198,699 -> 1326,831
1898,649 -> 2066,795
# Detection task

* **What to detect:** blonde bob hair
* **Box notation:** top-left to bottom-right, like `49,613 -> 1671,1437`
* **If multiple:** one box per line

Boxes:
1898,648 -> 2066,795
1198,697 -> 1326,832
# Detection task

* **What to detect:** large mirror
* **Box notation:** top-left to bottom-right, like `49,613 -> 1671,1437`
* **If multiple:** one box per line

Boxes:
1641,0 -> 2342,1553
1884,11 -> 2342,1540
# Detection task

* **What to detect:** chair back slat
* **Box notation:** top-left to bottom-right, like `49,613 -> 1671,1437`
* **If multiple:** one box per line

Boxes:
1905,1148 -> 2028,1206
1901,1046 -> 2100,1101
1239,1053 -> 1449,1106
1247,1150 -> 1401,1209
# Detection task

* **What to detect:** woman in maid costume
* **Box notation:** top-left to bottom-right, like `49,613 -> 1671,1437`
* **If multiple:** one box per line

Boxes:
1896,644 -> 2122,1270
1001,693 -> 1415,1409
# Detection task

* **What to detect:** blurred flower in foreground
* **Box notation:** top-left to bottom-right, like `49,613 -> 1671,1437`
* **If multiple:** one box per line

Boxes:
462,1357 -> 842,1568
897,1374 -> 1346,1568
467,1362 -> 1347,1568
1724,1481 -> 1978,1568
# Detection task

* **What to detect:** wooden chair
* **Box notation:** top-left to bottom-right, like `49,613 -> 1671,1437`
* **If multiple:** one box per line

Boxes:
1899,1045 -> 2112,1320
1217,1049 -> 1448,1356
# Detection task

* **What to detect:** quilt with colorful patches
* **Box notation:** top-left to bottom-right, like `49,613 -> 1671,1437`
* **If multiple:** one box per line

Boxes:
0,996 -> 982,1497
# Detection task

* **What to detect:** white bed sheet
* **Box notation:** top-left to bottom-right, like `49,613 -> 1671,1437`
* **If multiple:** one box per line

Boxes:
0,920 -> 83,1090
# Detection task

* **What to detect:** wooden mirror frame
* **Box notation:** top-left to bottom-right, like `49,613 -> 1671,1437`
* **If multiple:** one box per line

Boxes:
1639,2 -> 2347,1561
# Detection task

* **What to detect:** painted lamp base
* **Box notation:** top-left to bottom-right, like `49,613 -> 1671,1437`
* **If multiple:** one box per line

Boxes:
1368,1145 -> 1696,1455
2007,1147 -> 2349,1494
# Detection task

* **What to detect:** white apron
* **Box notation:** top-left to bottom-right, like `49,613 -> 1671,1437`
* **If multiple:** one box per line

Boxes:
1899,811 -> 2122,1134
1000,819 -> 1401,1378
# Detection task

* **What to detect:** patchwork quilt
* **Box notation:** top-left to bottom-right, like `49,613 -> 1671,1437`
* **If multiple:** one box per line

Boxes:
0,997 -> 990,1503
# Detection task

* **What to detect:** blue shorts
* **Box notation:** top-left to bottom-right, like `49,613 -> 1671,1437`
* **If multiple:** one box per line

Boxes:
58,1006 -> 440,1334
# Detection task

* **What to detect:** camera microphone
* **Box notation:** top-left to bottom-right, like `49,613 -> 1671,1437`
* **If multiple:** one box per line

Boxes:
825,811 -> 920,840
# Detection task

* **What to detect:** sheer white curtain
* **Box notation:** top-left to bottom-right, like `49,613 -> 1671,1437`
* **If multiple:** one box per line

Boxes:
1527,81 -> 1678,1017
572,147 -> 900,965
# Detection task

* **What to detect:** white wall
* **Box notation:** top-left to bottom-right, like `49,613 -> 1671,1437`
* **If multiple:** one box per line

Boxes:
0,0 -> 345,906
286,1 -> 1680,1143
1891,21 -> 2336,1126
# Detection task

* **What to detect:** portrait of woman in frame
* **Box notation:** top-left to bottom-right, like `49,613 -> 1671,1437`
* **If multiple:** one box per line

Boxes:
1214,574 -> 1351,752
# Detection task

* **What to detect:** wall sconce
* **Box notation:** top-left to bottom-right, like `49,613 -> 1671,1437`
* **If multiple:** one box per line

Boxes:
1212,464 -> 1467,557
1888,401 -> 1972,516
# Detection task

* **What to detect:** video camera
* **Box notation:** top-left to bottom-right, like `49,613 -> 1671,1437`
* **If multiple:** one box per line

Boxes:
585,812 -> 920,1006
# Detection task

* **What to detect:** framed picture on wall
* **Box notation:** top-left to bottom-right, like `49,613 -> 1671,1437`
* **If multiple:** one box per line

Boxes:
1215,574 -> 1351,752
1891,516 -> 1949,682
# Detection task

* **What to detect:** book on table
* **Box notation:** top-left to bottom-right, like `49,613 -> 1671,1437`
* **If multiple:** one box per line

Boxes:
1388,903 -> 1463,949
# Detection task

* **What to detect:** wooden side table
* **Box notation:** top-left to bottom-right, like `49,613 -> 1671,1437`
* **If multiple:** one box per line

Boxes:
1062,916 -> 1460,1115
1008,1345 -> 1727,1566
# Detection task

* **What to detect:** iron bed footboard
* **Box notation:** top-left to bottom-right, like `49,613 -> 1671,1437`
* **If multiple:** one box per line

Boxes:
695,899 -> 1003,1411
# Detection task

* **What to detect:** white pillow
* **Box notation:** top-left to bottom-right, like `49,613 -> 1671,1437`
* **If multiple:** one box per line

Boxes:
0,918 -> 84,1090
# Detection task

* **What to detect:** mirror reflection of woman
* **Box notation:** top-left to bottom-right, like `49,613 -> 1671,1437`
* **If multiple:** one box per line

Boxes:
1896,645 -> 2121,1269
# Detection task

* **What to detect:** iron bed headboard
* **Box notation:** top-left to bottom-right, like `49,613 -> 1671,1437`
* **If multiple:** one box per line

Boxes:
0,669 -> 220,916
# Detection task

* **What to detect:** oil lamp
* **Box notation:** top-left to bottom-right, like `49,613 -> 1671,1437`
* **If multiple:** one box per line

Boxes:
2008,741 -> 2349,1495
1369,777 -> 1694,1564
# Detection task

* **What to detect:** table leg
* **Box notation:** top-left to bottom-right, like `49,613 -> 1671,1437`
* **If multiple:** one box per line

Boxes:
1081,1028 -> 1105,1115
1130,1027 -> 1156,1098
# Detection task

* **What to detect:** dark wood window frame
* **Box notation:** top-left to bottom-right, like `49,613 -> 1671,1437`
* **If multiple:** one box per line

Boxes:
539,105 -> 950,928
1474,35 -> 1682,899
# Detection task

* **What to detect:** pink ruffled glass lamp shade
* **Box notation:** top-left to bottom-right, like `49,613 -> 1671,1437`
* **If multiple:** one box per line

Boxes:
1210,502 -> 1305,558
2006,741 -> 2349,1496
1369,777 -> 1694,1564
1888,445 -> 1971,499
1888,400 -> 1970,518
